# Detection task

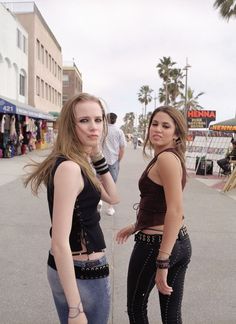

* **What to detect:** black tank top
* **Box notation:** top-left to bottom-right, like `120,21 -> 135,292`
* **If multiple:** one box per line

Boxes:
47,156 -> 106,254
134,148 -> 186,231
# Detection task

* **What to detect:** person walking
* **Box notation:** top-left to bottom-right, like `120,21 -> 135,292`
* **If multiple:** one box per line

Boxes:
116,106 -> 192,324
102,112 -> 126,216
24,93 -> 119,324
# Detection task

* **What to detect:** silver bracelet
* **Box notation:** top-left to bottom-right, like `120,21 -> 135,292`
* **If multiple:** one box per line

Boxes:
68,301 -> 84,319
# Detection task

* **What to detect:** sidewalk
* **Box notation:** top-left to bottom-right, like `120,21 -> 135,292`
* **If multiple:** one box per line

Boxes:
0,146 -> 236,323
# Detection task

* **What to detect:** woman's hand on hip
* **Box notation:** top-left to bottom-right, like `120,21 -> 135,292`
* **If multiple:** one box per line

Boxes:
116,224 -> 134,244
155,269 -> 173,295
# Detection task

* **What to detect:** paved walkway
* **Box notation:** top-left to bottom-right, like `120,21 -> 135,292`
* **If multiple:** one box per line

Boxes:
0,146 -> 236,323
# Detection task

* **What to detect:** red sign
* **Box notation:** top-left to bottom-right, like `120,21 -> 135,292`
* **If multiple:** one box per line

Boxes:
187,110 -> 216,128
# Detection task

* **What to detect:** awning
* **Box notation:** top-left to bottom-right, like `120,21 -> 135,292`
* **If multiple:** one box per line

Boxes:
209,117 -> 236,132
0,95 -> 55,121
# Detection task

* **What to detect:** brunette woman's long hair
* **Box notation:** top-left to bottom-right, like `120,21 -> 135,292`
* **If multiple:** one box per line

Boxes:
24,93 -> 108,195
143,106 -> 187,168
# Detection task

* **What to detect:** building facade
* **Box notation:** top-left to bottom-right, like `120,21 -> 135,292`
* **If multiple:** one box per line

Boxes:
3,2 -> 63,114
0,3 -> 28,104
63,61 -> 83,106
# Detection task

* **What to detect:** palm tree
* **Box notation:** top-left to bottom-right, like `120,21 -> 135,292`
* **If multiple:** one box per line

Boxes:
168,68 -> 185,106
138,85 -> 153,138
214,0 -> 236,20
176,87 -> 204,112
122,112 -> 135,134
157,56 -> 176,105
138,85 -> 153,117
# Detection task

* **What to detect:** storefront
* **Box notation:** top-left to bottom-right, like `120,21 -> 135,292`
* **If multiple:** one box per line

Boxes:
0,96 -> 55,158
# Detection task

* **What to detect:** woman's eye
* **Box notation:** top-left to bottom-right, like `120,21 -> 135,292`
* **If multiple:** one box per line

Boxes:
79,119 -> 88,123
95,118 -> 103,123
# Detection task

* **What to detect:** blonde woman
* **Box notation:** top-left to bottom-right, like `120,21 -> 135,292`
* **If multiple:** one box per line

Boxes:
24,93 -> 119,324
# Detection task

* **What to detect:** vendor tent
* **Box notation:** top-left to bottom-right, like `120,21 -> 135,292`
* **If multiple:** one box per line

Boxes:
209,117 -> 236,132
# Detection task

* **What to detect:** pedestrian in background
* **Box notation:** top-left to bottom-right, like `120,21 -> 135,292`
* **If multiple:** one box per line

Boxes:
217,138 -> 236,175
24,93 -> 119,324
133,134 -> 138,150
103,112 -> 126,216
116,106 -> 192,323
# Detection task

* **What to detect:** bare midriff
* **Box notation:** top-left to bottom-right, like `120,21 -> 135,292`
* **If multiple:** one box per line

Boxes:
72,240 -> 105,261
72,251 -> 105,261
141,221 -> 184,234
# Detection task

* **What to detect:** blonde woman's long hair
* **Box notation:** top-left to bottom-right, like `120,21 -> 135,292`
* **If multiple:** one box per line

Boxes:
24,93 -> 108,195
143,106 -> 187,168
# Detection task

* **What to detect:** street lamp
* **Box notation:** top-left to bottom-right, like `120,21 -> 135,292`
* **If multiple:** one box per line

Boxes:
153,93 -> 158,109
183,58 -> 191,125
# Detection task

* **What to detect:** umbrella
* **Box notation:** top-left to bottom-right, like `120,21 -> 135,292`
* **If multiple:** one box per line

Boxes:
209,117 -> 236,132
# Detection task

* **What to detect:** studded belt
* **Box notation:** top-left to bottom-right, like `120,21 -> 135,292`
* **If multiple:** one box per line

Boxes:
48,252 -> 109,280
135,226 -> 188,244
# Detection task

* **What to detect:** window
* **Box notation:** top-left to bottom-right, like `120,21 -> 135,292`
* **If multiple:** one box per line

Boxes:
55,89 -> 57,104
45,83 -> 48,100
23,35 -> 27,53
19,73 -> 25,96
36,76 -> 40,96
41,45 -> 44,64
17,28 -> 21,48
63,74 -> 69,82
52,87 -> 54,103
49,85 -> 51,101
58,66 -> 61,81
49,54 -> 51,71
45,50 -> 48,68
41,80 -> 44,98
52,58 -> 54,75
36,39 -> 40,60
58,93 -> 62,106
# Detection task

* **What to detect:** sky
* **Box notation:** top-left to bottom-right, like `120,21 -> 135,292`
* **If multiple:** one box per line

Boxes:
10,0 -> 236,126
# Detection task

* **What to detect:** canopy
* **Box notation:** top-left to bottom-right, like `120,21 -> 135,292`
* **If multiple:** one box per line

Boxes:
0,96 -> 55,121
209,117 -> 236,132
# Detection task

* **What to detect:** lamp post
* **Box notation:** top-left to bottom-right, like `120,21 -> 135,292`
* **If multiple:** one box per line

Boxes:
183,58 -> 191,126
153,93 -> 157,109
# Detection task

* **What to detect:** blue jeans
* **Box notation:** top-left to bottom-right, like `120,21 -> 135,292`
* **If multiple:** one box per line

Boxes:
47,255 -> 111,324
127,230 -> 192,324
108,160 -> 120,182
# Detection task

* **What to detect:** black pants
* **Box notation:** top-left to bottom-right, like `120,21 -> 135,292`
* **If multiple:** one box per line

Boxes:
127,230 -> 192,324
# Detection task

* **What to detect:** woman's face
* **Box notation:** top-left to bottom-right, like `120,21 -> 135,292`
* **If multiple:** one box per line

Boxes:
149,111 -> 177,151
74,100 -> 103,149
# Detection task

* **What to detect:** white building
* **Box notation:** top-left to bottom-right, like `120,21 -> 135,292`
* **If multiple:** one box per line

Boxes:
0,3 -> 28,104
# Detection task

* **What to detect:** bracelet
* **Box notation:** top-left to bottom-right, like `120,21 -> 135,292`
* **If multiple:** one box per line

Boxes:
158,249 -> 171,256
91,151 -> 104,163
92,157 -> 109,175
156,258 -> 170,269
68,301 -> 84,319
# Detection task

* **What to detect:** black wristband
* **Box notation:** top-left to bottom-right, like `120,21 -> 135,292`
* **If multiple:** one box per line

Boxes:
92,157 -> 109,175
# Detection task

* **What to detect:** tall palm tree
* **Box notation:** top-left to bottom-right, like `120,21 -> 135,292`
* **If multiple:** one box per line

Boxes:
138,85 -> 153,138
138,85 -> 153,118
214,0 -> 236,20
168,68 -> 185,106
122,112 -> 135,134
176,87 -> 204,111
157,56 -> 176,105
